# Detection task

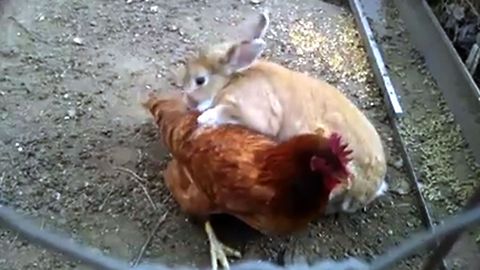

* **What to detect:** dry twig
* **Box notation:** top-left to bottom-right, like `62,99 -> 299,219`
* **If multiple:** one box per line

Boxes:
8,233 -> 18,250
0,172 -> 5,187
132,212 -> 168,267
7,16 -> 49,44
114,166 -> 157,211
98,187 -> 115,211
463,0 -> 479,17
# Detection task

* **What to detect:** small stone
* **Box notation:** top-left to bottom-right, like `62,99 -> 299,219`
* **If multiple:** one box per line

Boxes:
67,109 -> 76,118
249,0 -> 263,4
72,37 -> 84,45
391,179 -> 411,195
166,24 -> 178,32
392,158 -> 404,169
387,229 -> 393,235
150,5 -> 159,13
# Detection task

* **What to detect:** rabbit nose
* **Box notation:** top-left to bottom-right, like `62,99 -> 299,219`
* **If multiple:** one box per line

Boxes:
183,93 -> 198,108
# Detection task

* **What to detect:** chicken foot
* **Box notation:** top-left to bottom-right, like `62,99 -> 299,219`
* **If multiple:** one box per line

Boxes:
205,221 -> 241,270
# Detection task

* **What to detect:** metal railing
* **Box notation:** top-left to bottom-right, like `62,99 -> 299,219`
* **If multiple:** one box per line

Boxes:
1,184 -> 479,270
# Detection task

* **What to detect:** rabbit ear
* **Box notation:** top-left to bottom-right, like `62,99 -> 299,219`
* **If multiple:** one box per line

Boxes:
222,39 -> 266,74
236,11 -> 270,41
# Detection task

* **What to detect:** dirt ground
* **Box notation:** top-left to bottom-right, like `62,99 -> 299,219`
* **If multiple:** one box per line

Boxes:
0,0 -> 475,269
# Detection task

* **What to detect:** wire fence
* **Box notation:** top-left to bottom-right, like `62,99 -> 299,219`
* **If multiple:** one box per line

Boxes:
1,185 -> 480,270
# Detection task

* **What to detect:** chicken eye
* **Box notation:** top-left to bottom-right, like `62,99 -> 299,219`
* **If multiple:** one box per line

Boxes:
195,76 -> 207,86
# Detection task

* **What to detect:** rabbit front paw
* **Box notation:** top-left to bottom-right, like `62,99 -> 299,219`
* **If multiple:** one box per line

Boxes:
196,98 -> 214,112
197,108 -> 222,127
197,105 -> 239,127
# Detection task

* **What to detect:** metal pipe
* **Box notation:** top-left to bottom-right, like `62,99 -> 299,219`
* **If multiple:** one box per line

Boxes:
347,0 -> 404,116
347,0 -> 445,267
394,0 -> 480,166
422,185 -> 480,270
2,204 -> 480,270
0,205 -> 135,270
369,206 -> 480,270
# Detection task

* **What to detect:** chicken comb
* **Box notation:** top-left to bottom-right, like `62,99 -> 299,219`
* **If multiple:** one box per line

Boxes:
328,132 -> 353,164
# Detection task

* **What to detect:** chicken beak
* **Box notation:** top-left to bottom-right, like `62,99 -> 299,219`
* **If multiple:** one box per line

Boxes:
345,176 -> 353,190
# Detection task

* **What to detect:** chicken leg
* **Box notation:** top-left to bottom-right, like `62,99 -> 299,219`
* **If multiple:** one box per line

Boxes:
205,221 -> 241,270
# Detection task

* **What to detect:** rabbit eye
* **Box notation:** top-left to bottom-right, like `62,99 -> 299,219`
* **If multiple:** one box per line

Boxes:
195,76 -> 207,86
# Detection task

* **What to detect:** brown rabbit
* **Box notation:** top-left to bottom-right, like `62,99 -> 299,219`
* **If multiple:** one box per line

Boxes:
177,11 -> 388,214
177,11 -> 270,111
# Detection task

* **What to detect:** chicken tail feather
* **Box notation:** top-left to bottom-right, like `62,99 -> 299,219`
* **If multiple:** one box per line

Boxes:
261,133 -> 352,218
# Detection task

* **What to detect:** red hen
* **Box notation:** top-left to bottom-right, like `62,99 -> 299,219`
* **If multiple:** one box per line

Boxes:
143,92 -> 352,270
